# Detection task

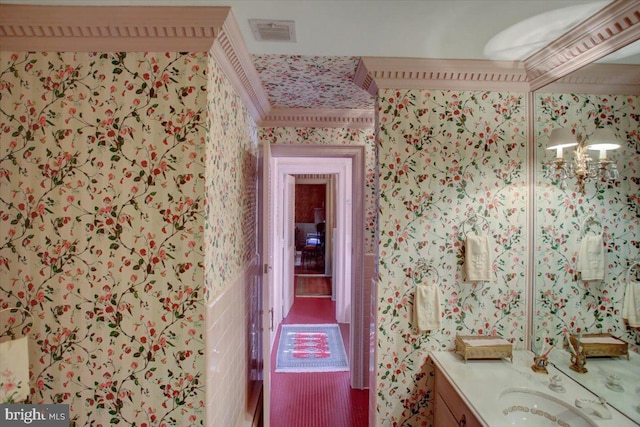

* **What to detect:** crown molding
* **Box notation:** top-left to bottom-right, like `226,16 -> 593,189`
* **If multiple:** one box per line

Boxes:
1,3 -> 638,129
539,63 -> 640,95
294,175 -> 333,182
0,4 -> 229,52
259,108 -> 374,129
0,4 -> 271,123
359,57 -> 531,92
354,58 -> 379,97
209,10 -> 271,122
525,0 -> 640,91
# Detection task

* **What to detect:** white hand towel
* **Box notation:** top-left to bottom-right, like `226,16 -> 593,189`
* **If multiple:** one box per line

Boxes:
414,283 -> 441,332
577,235 -> 604,281
623,280 -> 640,328
465,234 -> 492,281
0,336 -> 29,403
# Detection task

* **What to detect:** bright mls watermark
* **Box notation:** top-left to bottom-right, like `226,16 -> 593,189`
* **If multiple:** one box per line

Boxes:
0,405 -> 69,426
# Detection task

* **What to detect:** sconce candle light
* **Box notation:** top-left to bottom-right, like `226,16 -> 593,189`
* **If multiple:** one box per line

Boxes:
545,128 -> 620,194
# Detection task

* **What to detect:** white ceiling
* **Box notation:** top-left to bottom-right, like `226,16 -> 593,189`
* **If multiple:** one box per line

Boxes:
1,0 -> 612,59
213,0 -> 609,59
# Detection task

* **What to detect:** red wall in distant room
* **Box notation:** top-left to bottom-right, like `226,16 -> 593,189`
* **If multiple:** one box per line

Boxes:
295,184 -> 325,223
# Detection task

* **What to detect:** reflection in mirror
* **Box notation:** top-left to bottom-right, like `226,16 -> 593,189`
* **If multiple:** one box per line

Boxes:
547,350 -> 640,424
533,38 -> 640,422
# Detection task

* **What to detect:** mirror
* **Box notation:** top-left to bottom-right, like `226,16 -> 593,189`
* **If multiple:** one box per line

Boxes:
533,36 -> 640,422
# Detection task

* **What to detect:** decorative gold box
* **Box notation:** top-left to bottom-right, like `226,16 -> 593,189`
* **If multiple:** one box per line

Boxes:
455,335 -> 513,363
568,333 -> 629,359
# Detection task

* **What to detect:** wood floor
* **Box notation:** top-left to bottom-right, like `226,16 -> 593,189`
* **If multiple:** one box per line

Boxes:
269,276 -> 369,427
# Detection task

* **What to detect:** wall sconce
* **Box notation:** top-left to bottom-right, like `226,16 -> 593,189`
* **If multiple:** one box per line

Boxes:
544,128 -> 620,194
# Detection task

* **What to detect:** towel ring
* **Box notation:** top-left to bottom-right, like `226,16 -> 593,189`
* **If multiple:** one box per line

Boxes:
414,258 -> 441,284
581,215 -> 602,237
627,258 -> 640,283
461,210 -> 490,238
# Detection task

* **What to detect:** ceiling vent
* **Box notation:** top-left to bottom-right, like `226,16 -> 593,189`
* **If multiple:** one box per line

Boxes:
249,19 -> 296,42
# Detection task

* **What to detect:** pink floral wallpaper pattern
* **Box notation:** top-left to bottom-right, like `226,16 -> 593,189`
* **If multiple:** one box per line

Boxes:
534,93 -> 640,352
3,47 -> 636,427
252,55 -> 374,109
0,51 -> 208,426
375,89 -> 528,426
205,56 -> 259,301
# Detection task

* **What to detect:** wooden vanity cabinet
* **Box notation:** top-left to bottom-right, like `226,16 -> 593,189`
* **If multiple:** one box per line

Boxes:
434,366 -> 483,427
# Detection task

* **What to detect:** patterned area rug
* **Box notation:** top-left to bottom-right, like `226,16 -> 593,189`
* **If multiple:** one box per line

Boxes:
276,324 -> 349,373
295,276 -> 331,297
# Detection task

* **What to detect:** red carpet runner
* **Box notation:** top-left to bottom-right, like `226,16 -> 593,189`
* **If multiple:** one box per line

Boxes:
270,292 -> 369,427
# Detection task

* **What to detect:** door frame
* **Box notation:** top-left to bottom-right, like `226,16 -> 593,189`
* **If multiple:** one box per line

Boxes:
275,157 -> 351,324
266,144 -> 367,389
282,174 -> 296,318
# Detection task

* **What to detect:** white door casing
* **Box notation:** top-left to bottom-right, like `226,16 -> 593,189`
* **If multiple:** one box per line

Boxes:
282,175 -> 296,317
258,140 -> 272,427
325,177 -> 334,277
269,173 -> 282,349
274,156 -> 351,323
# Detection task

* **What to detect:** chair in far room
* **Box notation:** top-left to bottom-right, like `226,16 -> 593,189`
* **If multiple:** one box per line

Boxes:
301,235 -> 322,267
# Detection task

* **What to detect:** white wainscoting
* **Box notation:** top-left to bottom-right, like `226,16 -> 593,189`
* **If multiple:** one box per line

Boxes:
206,256 -> 262,427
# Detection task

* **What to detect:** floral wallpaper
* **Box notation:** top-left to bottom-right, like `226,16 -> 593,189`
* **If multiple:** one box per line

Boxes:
534,93 -> 640,351
252,55 -> 374,109
260,127 -> 377,254
204,56 -> 258,302
3,47 -> 636,427
375,89 -> 528,426
204,55 -> 261,427
0,51 -> 208,425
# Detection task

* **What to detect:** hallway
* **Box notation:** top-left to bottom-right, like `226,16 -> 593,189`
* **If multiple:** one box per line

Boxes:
270,276 -> 369,427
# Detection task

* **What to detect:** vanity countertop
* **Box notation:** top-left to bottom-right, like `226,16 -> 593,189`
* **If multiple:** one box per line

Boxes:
431,350 -> 638,427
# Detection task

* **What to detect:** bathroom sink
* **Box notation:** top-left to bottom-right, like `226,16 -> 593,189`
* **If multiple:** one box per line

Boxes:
499,388 -> 598,427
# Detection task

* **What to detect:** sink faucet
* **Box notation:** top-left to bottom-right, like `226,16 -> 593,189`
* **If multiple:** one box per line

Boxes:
575,396 -> 612,420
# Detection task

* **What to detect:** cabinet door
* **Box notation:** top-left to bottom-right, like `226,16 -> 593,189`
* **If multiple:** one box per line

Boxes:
435,393 -> 464,427
434,367 -> 483,427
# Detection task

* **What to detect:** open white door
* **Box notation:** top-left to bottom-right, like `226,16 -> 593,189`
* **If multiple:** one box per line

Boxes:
282,175 -> 296,317
269,144 -> 367,389
258,140 -> 272,427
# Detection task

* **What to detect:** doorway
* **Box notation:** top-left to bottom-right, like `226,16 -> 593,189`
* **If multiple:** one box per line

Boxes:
263,145 -> 368,425
294,178 -> 332,277
272,156 -> 351,328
